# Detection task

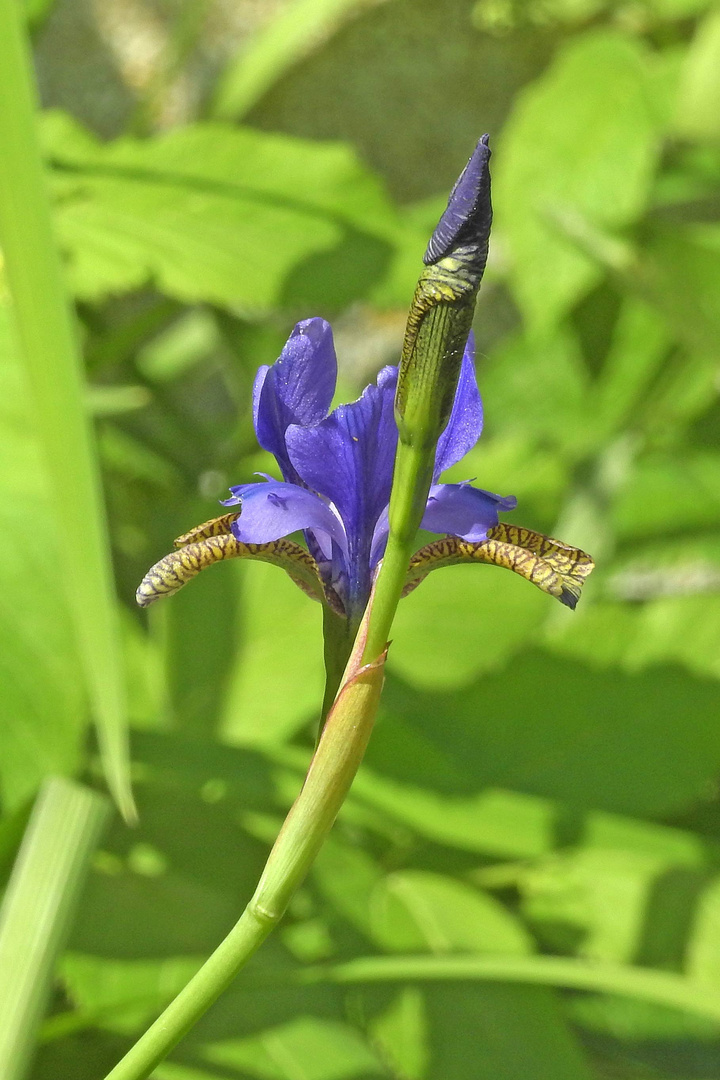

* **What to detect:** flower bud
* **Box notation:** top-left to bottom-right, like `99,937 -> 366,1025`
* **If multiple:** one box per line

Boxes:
395,134 -> 492,449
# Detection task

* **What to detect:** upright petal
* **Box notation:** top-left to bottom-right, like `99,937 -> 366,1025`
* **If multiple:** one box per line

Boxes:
286,367 -> 398,538
420,482 -> 517,543
254,318 -> 337,479
222,479 -> 346,553
286,366 -> 398,608
434,332 -> 483,478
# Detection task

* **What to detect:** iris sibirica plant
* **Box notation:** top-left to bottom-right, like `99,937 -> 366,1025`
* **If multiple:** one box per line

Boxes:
118,135 -> 594,1080
137,140 -> 592,706
137,320 -> 537,704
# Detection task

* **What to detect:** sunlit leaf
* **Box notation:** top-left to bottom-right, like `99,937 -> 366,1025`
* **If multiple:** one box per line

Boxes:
58,954 -> 203,1035
42,113 -> 401,312
203,1016 -> 384,1080
220,560 -> 325,746
0,305 -> 86,810
369,870 -> 534,955
673,5 -> 720,140
495,30 -> 661,329
0,780 -> 107,1080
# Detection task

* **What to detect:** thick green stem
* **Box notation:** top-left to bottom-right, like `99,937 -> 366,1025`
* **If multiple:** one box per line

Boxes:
104,623 -> 386,1080
362,444 -> 432,663
103,907 -> 271,1080
362,138 -> 492,663
363,295 -> 481,664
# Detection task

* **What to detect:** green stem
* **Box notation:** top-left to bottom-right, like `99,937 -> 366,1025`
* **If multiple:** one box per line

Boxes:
363,443 -> 432,663
104,630 -> 385,1080
103,907 -> 272,1080
0,779 -> 108,1080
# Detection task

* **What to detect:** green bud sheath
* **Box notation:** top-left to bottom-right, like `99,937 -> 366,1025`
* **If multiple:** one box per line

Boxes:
395,133 -> 492,448
363,134 -> 493,662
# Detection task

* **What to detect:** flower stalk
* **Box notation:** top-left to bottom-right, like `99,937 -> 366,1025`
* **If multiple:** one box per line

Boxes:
104,601 -> 386,1080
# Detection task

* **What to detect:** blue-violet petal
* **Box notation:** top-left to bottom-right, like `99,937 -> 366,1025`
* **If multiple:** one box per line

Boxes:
222,479 -> 346,553
434,332 -> 483,478
285,365 -> 399,556
420,482 -> 517,543
253,317 -> 337,479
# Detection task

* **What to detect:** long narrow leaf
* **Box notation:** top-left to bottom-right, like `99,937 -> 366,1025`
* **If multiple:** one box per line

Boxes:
0,777 -> 108,1080
0,0 -> 134,817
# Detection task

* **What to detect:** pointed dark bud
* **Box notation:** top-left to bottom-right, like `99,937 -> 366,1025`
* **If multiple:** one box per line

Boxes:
424,133 -> 492,275
394,134 -> 493,451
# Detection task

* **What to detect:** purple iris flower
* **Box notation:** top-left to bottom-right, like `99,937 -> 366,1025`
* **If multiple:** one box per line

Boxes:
221,317 -> 516,620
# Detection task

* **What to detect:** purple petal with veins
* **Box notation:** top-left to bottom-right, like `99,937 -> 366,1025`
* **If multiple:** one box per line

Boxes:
223,479 -> 346,556
253,317 -> 337,480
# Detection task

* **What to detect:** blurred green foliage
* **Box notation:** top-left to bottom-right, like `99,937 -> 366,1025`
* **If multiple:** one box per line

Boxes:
2,0 -> 720,1076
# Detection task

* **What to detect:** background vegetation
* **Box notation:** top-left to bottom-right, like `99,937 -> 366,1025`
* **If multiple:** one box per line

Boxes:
3,0 -> 720,1077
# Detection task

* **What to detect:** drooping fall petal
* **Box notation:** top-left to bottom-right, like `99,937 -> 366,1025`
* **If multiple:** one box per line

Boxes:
403,524 -> 594,609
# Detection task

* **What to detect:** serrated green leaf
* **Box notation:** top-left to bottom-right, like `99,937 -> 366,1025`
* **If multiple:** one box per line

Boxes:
42,114 -> 401,311
53,170 -> 341,309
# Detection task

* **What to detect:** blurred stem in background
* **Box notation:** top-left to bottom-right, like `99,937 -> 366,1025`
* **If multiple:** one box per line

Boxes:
0,779 -> 108,1080
0,0 -> 134,818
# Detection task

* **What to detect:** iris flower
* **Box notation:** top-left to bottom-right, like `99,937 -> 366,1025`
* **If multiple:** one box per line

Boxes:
137,322 -> 592,620
219,316 -> 515,621
137,134 -> 592,625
